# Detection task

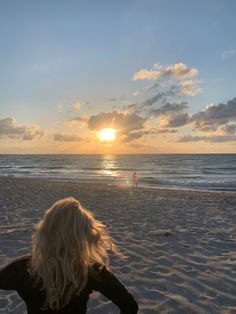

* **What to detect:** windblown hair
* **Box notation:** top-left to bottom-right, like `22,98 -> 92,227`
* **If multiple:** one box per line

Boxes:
29,197 -> 121,310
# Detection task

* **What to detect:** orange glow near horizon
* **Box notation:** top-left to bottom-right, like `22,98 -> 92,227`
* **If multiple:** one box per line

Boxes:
98,128 -> 116,142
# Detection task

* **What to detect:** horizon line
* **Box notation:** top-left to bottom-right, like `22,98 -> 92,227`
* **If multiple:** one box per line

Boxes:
0,153 -> 235,156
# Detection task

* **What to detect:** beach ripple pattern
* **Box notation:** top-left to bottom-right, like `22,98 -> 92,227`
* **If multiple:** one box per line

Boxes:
0,178 -> 236,313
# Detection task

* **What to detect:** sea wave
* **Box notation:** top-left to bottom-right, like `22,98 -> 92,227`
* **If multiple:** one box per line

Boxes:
0,154 -> 235,191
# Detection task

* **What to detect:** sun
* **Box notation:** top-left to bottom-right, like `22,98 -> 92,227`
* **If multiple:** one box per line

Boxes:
98,128 -> 116,141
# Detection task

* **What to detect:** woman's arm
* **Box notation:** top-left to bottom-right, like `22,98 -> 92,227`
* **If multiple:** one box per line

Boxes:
93,265 -> 138,314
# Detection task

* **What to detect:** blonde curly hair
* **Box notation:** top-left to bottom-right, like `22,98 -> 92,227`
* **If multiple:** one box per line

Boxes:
29,197 -> 120,310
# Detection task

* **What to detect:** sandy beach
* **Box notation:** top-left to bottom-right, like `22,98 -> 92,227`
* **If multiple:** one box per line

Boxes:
0,177 -> 235,314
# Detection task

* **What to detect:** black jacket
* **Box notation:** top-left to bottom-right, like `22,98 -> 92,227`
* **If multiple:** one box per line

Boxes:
0,255 -> 138,314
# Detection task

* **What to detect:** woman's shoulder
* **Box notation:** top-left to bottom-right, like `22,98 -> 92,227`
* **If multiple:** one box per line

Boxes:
0,254 -> 32,287
1,254 -> 31,269
13,254 -> 32,267
14,254 -> 32,261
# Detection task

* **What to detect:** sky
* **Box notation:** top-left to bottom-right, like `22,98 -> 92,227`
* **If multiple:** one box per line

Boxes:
0,0 -> 236,154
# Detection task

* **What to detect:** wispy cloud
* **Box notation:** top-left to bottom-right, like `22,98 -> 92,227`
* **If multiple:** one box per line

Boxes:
67,116 -> 88,125
53,133 -> 82,142
57,104 -> 66,113
222,48 -> 236,60
127,63 -> 201,118
150,102 -> 188,117
132,68 -> 161,81
132,63 -> 198,81
142,90 -> 173,107
162,63 -> 198,79
73,102 -> 81,110
107,96 -> 126,103
155,129 -> 178,134
177,134 -> 236,143
57,104 -> 72,114
178,80 -> 201,96
132,91 -> 140,97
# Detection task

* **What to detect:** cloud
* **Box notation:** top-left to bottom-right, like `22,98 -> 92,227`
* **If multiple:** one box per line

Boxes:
141,84 -> 180,108
68,116 -> 88,125
130,63 -> 200,122
132,69 -> 161,81
108,96 -> 126,103
122,127 -> 178,143
123,103 -> 138,111
53,133 -> 82,142
133,63 -> 198,81
191,97 -> 236,132
88,110 -> 146,133
178,80 -> 201,96
149,82 -> 161,90
132,68 -> 201,114
155,98 -> 236,143
148,101 -> 191,128
177,134 -> 236,143
142,92 -> 169,107
155,129 -> 179,134
222,49 -> 236,60
132,91 -> 140,97
0,117 -> 45,140
22,125 -> 45,140
73,102 -> 81,110
122,130 -> 147,143
108,98 -> 118,102
150,102 -> 188,117
160,112 -> 191,128
57,104 -> 66,113
88,110 -> 147,143
121,129 -> 153,143
163,63 -> 198,79
141,81 -> 200,110
220,123 -> 236,135
100,79 -> 235,145
128,142 -> 158,151
0,117 -> 25,136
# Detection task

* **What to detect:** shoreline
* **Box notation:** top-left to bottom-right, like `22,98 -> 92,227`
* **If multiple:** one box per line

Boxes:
0,176 -> 235,194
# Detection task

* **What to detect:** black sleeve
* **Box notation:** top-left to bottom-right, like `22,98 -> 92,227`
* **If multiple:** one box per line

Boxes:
0,259 -> 19,290
93,266 -> 138,314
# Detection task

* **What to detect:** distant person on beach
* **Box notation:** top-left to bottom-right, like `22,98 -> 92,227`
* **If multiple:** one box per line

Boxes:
132,171 -> 138,187
0,197 -> 138,314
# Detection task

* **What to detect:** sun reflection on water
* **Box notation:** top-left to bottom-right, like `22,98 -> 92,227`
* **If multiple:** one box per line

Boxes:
99,155 -> 131,187
98,155 -> 119,177
103,169 -> 113,176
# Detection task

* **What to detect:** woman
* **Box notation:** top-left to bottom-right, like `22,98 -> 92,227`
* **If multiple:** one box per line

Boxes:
0,197 -> 138,313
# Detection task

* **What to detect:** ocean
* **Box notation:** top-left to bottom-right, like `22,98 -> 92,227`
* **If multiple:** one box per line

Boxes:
0,154 -> 235,191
